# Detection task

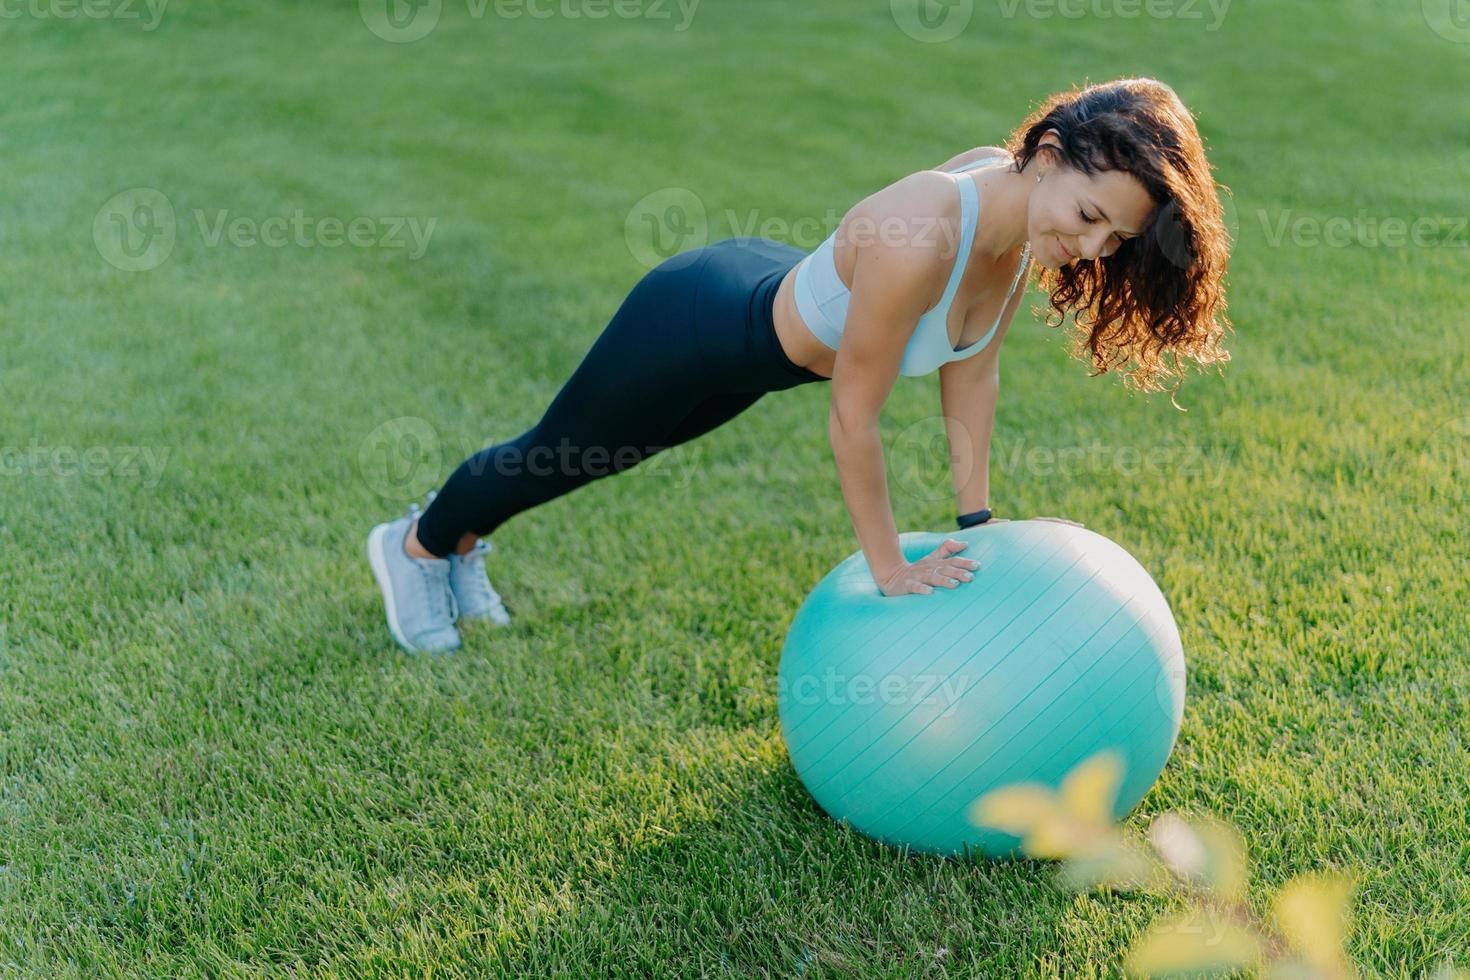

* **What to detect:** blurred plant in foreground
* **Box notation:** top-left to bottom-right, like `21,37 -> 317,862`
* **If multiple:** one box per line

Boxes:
968,751 -> 1468,979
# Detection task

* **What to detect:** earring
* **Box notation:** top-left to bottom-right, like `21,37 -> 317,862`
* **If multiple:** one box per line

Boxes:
1036,174 -> 1043,183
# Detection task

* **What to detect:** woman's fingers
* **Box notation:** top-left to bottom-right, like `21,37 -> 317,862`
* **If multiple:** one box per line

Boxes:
928,565 -> 971,588
929,540 -> 979,569
880,543 -> 987,596
943,562 -> 975,582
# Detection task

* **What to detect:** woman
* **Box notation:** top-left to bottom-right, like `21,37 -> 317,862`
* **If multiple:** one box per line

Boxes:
367,76 -> 1232,654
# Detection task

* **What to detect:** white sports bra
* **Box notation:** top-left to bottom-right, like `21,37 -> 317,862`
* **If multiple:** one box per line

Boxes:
791,154 -> 1032,377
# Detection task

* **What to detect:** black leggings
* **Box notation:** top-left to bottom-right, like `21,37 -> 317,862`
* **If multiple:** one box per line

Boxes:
414,236 -> 829,557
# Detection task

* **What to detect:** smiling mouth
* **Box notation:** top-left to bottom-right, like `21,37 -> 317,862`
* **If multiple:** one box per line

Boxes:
1057,237 -> 1076,261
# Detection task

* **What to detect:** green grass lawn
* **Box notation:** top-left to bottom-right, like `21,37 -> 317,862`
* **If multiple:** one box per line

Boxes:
2,0 -> 1467,975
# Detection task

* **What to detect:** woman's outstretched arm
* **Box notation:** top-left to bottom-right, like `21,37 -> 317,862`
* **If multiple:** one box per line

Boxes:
939,360 -> 1000,518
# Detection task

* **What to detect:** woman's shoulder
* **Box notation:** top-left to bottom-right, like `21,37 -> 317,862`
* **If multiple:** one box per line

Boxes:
866,146 -> 1014,224
844,146 -> 1010,229
934,145 -> 1015,173
829,147 -> 1012,299
841,172 -> 964,277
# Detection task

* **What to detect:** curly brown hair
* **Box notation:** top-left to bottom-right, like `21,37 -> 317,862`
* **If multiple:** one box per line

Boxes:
1004,77 -> 1233,407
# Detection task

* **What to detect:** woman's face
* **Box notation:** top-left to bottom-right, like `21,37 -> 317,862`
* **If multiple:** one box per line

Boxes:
1028,139 -> 1157,270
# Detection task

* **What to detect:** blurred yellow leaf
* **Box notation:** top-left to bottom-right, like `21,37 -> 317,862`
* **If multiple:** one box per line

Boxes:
1062,836 -> 1168,893
968,784 -> 1059,836
1149,814 -> 1206,880
1125,910 -> 1264,978
1272,874 -> 1355,974
1149,814 -> 1248,899
969,754 -> 1131,862
1023,814 -> 1091,860
1194,817 -> 1249,900
1059,750 -> 1125,825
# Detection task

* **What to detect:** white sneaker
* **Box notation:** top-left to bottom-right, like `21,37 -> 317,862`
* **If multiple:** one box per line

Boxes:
448,538 -> 512,625
366,509 -> 462,654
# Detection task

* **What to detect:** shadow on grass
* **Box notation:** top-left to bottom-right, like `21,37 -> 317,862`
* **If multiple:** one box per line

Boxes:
490,757 -> 1087,978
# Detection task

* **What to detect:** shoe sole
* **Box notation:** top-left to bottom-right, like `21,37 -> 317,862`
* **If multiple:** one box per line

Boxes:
368,522 -> 458,654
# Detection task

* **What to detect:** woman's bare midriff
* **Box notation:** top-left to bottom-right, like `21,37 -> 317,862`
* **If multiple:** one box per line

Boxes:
772,264 -> 836,380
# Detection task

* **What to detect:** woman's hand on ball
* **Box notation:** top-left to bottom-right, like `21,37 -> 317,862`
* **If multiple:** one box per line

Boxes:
875,539 -> 980,597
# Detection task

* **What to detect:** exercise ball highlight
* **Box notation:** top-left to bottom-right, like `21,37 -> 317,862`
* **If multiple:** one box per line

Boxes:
777,519 -> 1185,858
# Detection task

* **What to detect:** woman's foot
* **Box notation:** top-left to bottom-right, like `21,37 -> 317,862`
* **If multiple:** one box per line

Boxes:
366,509 -> 462,654
447,539 -> 513,626
402,493 -> 512,626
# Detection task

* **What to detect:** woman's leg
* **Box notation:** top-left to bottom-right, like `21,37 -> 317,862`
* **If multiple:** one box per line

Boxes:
413,256 -> 716,558
665,390 -> 766,446
413,237 -> 825,558
412,389 -> 769,559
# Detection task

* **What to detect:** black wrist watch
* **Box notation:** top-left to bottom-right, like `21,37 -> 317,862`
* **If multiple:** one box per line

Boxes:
957,508 -> 992,529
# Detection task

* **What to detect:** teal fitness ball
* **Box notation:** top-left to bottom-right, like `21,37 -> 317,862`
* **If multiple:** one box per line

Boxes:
777,519 -> 1185,858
